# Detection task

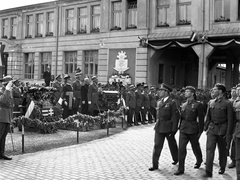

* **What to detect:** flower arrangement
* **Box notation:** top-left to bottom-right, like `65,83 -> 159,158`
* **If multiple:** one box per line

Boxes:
65,30 -> 73,35
157,22 -> 169,27
214,16 -> 230,22
126,24 -> 137,29
36,33 -> 43,38
77,28 -> 87,34
91,27 -> 100,33
2,35 -> 8,39
9,36 -> 16,40
110,26 -> 121,31
25,35 -> 32,39
46,32 -> 54,36
177,20 -> 191,25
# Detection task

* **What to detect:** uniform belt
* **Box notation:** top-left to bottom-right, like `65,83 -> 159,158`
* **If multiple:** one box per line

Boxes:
212,121 -> 227,125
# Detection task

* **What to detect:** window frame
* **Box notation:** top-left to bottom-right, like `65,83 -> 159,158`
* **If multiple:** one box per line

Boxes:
10,17 -> 17,39
111,1 -> 122,30
83,50 -> 98,78
214,0 -> 230,22
26,15 -> 33,38
2,18 -> 9,38
91,5 -> 100,33
177,0 -> 191,25
24,53 -> 35,79
46,12 -> 54,36
78,6 -> 88,34
64,51 -> 77,75
36,13 -> 44,37
127,0 -> 137,29
156,0 -> 170,27
66,9 -> 74,35
40,52 -> 52,79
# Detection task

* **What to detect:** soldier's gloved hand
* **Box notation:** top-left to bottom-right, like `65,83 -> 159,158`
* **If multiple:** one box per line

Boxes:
169,131 -> 177,137
88,101 -> 91,105
82,101 -> 85,104
64,101 -> 68,106
226,135 -> 232,150
141,107 -> 144,109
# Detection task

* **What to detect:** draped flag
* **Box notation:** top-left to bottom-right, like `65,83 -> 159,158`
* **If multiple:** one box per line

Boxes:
25,100 -> 35,118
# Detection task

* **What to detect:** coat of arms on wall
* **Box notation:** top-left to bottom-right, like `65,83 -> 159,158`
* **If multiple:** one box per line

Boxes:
114,51 -> 129,74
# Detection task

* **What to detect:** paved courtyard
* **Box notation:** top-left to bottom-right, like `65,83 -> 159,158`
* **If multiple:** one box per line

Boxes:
0,124 -> 237,180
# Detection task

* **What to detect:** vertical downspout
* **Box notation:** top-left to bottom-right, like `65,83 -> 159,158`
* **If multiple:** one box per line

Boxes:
202,0 -> 206,89
55,3 -> 59,77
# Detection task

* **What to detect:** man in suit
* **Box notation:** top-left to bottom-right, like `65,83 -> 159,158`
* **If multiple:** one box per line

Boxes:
0,76 -> 14,160
143,85 -> 152,123
135,83 -> 144,125
126,85 -> 136,126
203,83 -> 234,178
72,69 -> 82,114
81,78 -> 90,115
149,83 -> 179,171
149,86 -> 157,122
43,66 -> 51,87
174,86 -> 204,175
88,76 -> 99,116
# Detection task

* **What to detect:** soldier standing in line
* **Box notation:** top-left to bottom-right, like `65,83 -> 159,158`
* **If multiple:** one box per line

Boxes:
88,76 -> 99,116
203,83 -> 234,178
149,83 -> 179,171
233,84 -> 240,180
43,66 -> 51,87
174,86 -> 204,175
126,85 -> 136,126
229,86 -> 237,169
0,76 -> 14,160
149,86 -> 157,122
52,74 -> 63,104
12,79 -> 22,114
135,83 -> 144,125
62,75 -> 74,119
143,85 -> 152,123
81,78 -> 90,115
72,69 -> 82,114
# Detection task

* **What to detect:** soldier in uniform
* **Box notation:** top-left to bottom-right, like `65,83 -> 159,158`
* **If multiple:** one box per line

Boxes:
149,83 -> 179,171
88,76 -> 99,116
52,74 -> 63,104
203,83 -> 234,178
143,85 -> 152,123
0,76 -> 14,160
149,86 -> 157,122
62,75 -> 74,119
12,79 -> 22,114
135,83 -> 144,125
81,78 -> 90,115
72,69 -> 82,114
229,86 -> 237,169
126,85 -> 136,126
174,86 -> 204,175
233,84 -> 240,180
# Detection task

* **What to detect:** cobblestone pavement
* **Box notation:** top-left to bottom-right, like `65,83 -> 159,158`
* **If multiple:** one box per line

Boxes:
0,124 -> 237,180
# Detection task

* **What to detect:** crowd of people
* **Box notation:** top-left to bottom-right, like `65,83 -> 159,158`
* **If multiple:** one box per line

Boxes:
0,70 -> 240,179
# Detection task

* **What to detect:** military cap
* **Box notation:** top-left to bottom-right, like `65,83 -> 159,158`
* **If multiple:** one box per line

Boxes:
0,76 -> 13,84
159,83 -> 172,92
150,86 -> 155,90
63,74 -> 71,80
214,83 -> 226,93
129,84 -> 135,90
185,86 -> 196,93
91,76 -> 97,81
136,83 -> 142,88
55,74 -> 62,80
144,85 -> 148,89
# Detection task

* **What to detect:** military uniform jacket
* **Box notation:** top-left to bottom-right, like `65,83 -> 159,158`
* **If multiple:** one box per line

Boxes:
233,97 -> 240,138
62,83 -> 74,108
12,86 -> 22,106
81,84 -> 89,102
206,97 -> 233,136
179,100 -> 204,134
154,97 -> 180,133
72,80 -> 81,99
0,89 -> 13,123
149,92 -> 157,108
126,91 -> 136,108
135,90 -> 143,107
53,81 -> 63,101
143,92 -> 150,108
87,83 -> 99,104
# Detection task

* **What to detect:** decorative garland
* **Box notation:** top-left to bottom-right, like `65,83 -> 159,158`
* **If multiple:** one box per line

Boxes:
12,107 -> 126,134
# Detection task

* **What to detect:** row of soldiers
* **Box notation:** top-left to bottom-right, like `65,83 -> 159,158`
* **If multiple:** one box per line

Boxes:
146,83 -> 240,179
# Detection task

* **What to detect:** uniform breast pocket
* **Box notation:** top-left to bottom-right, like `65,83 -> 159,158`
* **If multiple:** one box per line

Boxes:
215,107 -> 226,117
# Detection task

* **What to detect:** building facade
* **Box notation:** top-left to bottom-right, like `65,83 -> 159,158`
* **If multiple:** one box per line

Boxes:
0,0 -> 240,89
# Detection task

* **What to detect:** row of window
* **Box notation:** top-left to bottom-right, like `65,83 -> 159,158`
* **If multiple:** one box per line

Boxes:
1,0 -> 240,39
24,51 -> 98,79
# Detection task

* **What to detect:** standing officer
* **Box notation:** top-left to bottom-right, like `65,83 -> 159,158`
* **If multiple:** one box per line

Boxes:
229,86 -> 237,169
149,83 -> 179,171
174,86 -> 204,175
0,76 -> 13,160
149,86 -> 157,122
126,85 -> 136,126
12,79 -> 22,114
81,78 -> 90,115
233,84 -> 240,180
203,83 -> 234,178
143,85 -> 152,123
88,76 -> 99,116
135,83 -> 144,125
43,66 -> 51,87
62,75 -> 74,119
72,69 -> 82,114
52,74 -> 63,104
